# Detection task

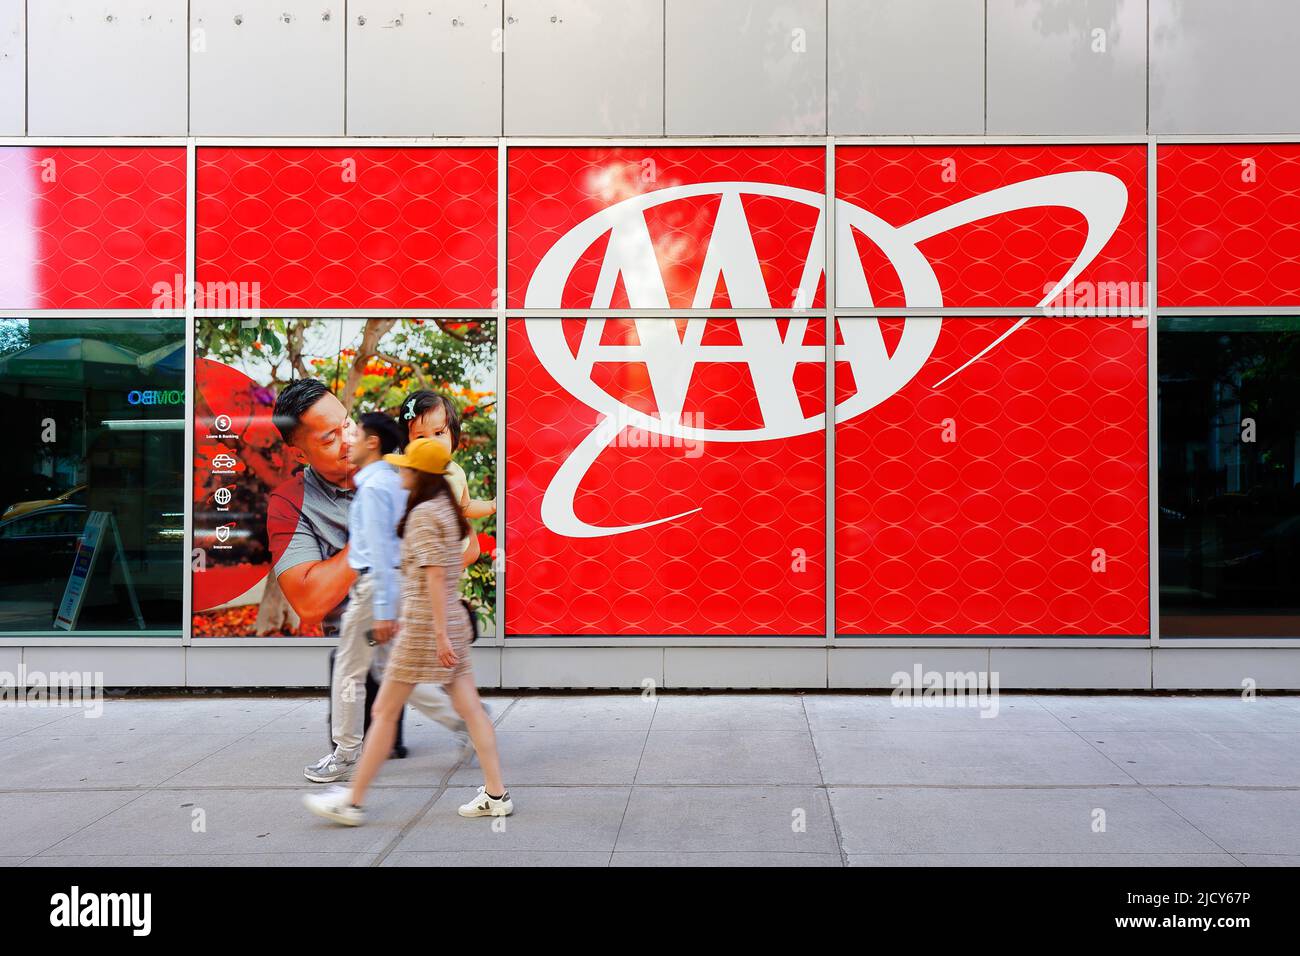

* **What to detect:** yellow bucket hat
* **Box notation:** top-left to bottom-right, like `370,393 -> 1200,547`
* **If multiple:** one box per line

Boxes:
384,437 -> 451,475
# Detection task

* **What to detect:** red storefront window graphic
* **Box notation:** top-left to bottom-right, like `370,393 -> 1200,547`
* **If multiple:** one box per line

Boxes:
508,147 -> 828,310
505,146 -> 1149,636
10,141 -> 1298,637
834,316 -> 1148,635
835,145 -> 1148,310
1158,144 -> 1300,307
195,147 -> 498,309
0,147 -> 186,309
506,317 -> 828,636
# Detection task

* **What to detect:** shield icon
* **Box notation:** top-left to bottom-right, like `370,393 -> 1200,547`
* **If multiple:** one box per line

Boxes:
215,525 -> 231,543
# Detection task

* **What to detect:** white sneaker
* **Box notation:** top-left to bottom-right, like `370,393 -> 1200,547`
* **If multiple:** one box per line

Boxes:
458,785 -> 513,818
302,785 -> 366,827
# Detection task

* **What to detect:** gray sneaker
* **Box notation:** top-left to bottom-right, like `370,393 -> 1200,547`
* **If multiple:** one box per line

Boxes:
304,749 -> 356,784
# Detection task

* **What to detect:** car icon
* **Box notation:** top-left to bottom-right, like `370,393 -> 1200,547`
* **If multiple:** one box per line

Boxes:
212,454 -> 238,470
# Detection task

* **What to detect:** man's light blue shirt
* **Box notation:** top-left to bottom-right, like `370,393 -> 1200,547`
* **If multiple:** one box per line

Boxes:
347,460 -> 406,620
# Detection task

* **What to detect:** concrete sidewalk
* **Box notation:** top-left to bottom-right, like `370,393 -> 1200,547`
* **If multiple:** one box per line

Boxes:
2,692 -> 1299,867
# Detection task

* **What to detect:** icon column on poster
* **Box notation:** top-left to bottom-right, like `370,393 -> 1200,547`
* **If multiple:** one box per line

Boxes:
204,407 -> 241,558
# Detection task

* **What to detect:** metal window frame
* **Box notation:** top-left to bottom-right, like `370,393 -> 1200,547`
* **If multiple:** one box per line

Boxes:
183,138 -> 196,648
3,133 -> 1300,652
1148,139 -> 1159,649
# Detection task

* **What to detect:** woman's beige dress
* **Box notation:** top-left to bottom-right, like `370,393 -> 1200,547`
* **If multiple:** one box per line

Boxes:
388,491 -> 474,685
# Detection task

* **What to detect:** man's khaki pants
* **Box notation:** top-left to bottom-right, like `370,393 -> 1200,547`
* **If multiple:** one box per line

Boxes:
332,572 -> 461,757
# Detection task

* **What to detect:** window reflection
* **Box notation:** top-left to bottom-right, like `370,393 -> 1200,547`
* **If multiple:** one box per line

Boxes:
1158,317 -> 1300,636
0,319 -> 185,633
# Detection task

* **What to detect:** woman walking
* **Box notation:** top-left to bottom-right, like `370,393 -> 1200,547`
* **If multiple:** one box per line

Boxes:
304,437 -> 511,825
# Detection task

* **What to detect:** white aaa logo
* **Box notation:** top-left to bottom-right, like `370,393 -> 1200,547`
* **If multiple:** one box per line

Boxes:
525,174 -> 1128,538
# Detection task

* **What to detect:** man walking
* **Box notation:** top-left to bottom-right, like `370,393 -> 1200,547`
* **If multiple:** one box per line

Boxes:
296,405 -> 464,784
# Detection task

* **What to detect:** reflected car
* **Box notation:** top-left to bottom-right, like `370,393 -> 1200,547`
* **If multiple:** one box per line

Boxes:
0,500 -> 185,627
0,503 -> 88,588
2,484 -> 87,520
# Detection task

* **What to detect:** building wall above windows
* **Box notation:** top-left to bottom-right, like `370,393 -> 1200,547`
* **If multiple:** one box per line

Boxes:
26,0 -> 188,136
3,1 -> 1300,137
0,0 -> 22,135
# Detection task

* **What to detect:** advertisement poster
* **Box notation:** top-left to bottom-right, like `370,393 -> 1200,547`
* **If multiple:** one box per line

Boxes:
832,146 -> 1148,634
505,147 -> 829,636
834,315 -> 1148,635
191,318 -> 496,638
503,145 -> 1148,636
195,147 -> 498,310
505,316 -> 828,636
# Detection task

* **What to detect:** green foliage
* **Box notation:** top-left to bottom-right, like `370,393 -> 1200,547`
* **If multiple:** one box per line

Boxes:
197,317 -> 288,364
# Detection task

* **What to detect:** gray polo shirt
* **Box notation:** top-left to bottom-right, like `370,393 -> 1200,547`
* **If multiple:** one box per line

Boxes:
267,466 -> 355,631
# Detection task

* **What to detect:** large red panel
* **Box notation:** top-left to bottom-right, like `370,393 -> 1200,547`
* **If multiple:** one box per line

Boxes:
195,148 -> 497,309
836,146 -> 1147,310
505,317 -> 827,636
0,147 -> 186,308
507,147 -> 826,309
835,316 -> 1149,635
1158,144 -> 1300,306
